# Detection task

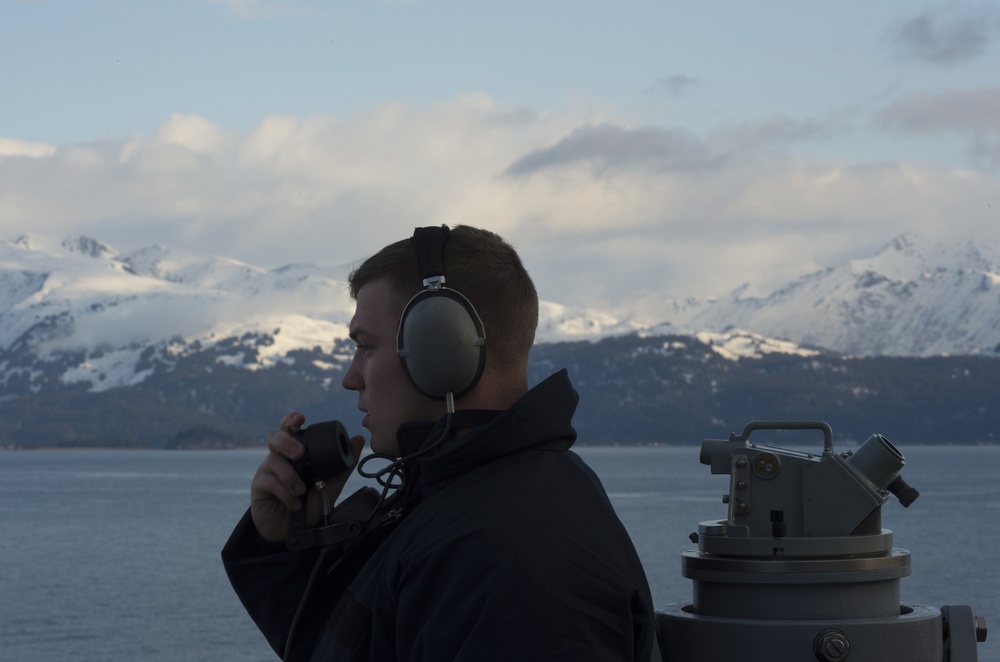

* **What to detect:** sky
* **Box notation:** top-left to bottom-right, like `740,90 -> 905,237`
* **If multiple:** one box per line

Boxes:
2,0 -> 1000,324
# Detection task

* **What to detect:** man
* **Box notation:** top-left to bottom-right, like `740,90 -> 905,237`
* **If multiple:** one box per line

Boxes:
223,225 -> 656,661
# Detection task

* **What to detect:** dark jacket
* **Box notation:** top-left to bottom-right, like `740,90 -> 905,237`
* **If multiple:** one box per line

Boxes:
223,370 -> 655,661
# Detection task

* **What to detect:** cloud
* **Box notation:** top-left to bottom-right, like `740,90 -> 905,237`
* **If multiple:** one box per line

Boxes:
968,135 -> 1000,170
876,87 -> 1000,133
876,87 -> 1000,168
0,137 -> 56,159
885,5 -> 1000,65
1,98 -> 998,322
644,75 -> 700,97
151,113 -> 232,156
705,115 -> 832,156
504,124 -> 720,177
504,114 -> 833,180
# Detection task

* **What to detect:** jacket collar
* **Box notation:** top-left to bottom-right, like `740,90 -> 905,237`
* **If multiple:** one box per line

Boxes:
395,370 -> 579,492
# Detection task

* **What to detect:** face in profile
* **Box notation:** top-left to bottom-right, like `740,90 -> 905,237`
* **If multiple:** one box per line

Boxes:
342,278 -> 443,455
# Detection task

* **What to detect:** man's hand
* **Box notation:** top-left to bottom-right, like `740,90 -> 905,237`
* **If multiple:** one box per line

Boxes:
250,412 -> 366,542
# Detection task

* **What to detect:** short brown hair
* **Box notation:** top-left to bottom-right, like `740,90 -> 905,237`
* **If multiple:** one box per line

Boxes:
348,226 -> 538,374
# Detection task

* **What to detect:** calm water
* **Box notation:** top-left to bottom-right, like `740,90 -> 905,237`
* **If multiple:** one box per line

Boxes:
1,445 -> 997,661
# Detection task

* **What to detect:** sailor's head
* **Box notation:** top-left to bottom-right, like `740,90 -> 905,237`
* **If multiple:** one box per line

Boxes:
342,225 -> 537,454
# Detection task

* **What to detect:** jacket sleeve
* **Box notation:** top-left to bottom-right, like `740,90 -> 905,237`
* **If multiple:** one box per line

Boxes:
222,490 -> 389,662
221,508 -> 322,660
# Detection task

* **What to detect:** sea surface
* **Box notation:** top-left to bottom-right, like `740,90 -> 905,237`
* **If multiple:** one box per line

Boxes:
1,445 -> 997,661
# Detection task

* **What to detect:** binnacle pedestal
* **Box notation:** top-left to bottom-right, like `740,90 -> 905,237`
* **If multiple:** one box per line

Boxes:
655,421 -> 987,662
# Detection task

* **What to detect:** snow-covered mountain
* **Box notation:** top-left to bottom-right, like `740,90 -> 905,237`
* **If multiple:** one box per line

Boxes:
0,234 -> 661,394
1,231 -> 996,397
682,233 -> 1000,357
0,235 -> 357,392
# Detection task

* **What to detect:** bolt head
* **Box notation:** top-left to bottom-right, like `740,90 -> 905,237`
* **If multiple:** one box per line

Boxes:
813,629 -> 851,662
974,615 -> 988,643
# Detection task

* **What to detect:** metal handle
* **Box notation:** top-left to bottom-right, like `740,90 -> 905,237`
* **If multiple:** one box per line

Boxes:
730,420 -> 835,456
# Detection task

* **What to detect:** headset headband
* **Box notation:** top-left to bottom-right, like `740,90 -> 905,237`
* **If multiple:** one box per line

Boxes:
396,226 -> 486,400
411,225 -> 450,290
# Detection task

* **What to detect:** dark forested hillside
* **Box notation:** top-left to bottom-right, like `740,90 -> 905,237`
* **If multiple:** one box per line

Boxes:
2,334 -> 997,449
530,336 -> 998,446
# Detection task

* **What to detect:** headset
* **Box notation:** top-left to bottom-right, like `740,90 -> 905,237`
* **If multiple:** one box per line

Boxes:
396,225 -> 486,401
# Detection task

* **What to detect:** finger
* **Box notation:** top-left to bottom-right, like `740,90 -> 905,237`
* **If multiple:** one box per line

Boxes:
252,468 -> 302,512
279,411 -> 306,433
254,451 -> 306,508
268,427 -> 305,462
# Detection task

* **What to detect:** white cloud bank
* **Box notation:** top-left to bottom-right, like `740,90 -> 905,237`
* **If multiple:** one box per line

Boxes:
2,93 -> 998,325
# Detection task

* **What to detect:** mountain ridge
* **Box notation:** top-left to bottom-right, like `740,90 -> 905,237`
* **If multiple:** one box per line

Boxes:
681,232 -> 1000,357
2,231 -> 998,397
1,230 -> 998,449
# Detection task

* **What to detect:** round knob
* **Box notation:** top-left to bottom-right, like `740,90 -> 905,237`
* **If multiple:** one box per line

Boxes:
813,628 -> 851,662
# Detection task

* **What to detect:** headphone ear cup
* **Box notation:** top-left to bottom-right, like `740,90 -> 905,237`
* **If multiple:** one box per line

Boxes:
397,289 -> 486,400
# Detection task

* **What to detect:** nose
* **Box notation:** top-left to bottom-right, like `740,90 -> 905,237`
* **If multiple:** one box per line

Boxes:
342,351 -> 363,392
